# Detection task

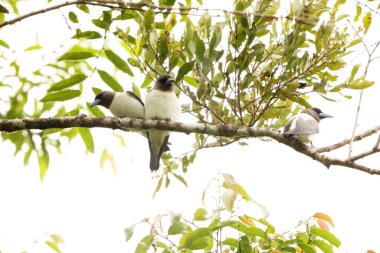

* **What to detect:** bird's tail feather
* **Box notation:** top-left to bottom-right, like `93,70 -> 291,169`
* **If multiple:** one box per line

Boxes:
148,134 -> 170,172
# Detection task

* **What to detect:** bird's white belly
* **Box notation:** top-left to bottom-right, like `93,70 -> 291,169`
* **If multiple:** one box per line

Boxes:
145,90 -> 180,121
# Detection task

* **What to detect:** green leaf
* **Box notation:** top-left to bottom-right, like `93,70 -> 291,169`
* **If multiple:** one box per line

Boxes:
87,102 -> 105,116
68,11 -> 78,23
0,39 -> 9,48
363,12 -> 372,34
298,242 -> 316,253
78,128 -> 94,153
313,239 -> 333,253
57,51 -> 95,61
25,44 -> 42,51
77,4 -> 89,13
0,4 -> 9,14
172,173 -> 188,187
153,176 -> 163,197
184,76 -> 198,88
135,235 -> 153,253
72,30 -> 102,39
348,64 -> 360,83
40,90 -> 81,102
310,227 -> 341,247
45,241 -> 61,253
176,61 -> 195,82
222,238 -> 239,248
143,9 -> 155,32
48,74 -> 87,92
347,78 -> 374,90
354,5 -> 362,22
193,208 -> 208,221
105,49 -> 134,76
128,58 -> 141,68
169,50 -> 180,71
180,228 -> 211,249
124,225 -> 135,242
168,221 -> 186,235
196,38 -> 206,61
98,70 -> 124,92
38,147 -> 49,181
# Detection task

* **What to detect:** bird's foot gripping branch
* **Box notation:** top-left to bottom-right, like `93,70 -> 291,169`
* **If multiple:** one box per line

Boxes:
0,115 -> 379,175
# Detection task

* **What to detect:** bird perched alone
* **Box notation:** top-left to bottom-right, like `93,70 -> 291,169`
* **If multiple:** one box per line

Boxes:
283,107 -> 332,147
145,74 -> 181,172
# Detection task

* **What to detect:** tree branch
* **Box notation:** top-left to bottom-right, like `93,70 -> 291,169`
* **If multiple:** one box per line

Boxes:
1,116 -> 379,175
317,125 -> 380,153
0,0 -> 325,29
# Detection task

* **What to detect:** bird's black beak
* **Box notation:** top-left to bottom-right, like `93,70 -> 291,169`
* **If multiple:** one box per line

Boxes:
319,112 -> 332,119
165,77 -> 174,86
90,98 -> 102,107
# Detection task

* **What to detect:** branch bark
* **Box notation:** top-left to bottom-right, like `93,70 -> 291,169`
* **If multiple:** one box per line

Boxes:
1,116 -> 379,175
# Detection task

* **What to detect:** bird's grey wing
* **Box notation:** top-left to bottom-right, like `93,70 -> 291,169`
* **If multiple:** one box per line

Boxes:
148,133 -> 170,172
286,117 -> 319,135
126,91 -> 144,106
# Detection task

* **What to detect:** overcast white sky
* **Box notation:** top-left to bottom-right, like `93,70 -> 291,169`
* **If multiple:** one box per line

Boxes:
0,1 -> 380,253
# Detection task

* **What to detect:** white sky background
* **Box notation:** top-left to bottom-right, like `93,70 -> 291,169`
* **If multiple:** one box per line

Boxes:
0,0 -> 380,252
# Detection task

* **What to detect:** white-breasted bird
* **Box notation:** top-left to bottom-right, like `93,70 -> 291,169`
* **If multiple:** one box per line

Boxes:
90,90 -> 171,152
145,74 -> 181,172
283,107 -> 332,147
90,90 -> 144,118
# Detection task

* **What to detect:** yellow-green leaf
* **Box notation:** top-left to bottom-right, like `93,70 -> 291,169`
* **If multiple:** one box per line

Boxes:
48,74 -> 87,91
57,51 -> 95,61
78,128 -> 94,153
310,227 -> 341,247
98,70 -> 124,92
40,90 -> 81,102
363,12 -> 372,34
105,49 -> 133,76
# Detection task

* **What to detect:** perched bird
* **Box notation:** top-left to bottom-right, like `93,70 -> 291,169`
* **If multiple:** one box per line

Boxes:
283,107 -> 332,147
90,90 -> 144,118
145,74 -> 181,171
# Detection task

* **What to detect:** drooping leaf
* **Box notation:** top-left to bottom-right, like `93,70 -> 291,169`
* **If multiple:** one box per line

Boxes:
363,12 -> 372,34
176,61 -> 195,82
313,239 -> 333,253
40,90 -> 81,102
0,39 -> 9,48
98,70 -> 124,92
105,49 -> 134,76
78,128 -> 94,153
45,241 -> 61,253
310,227 -> 341,247
68,11 -> 78,23
135,235 -> 153,253
124,224 -> 135,242
298,242 -> 316,253
48,74 -> 87,92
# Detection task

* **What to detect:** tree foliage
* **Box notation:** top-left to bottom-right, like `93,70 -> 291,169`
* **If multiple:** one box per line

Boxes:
0,1 -> 378,181
126,173 -> 342,253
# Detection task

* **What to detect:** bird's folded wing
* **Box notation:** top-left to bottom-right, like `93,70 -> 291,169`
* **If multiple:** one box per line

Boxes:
286,117 -> 319,135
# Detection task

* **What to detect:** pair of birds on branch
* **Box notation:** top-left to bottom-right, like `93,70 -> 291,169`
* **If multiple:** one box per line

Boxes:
90,74 -> 332,172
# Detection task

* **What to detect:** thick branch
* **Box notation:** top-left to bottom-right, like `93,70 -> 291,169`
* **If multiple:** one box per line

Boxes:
0,116 -> 379,175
